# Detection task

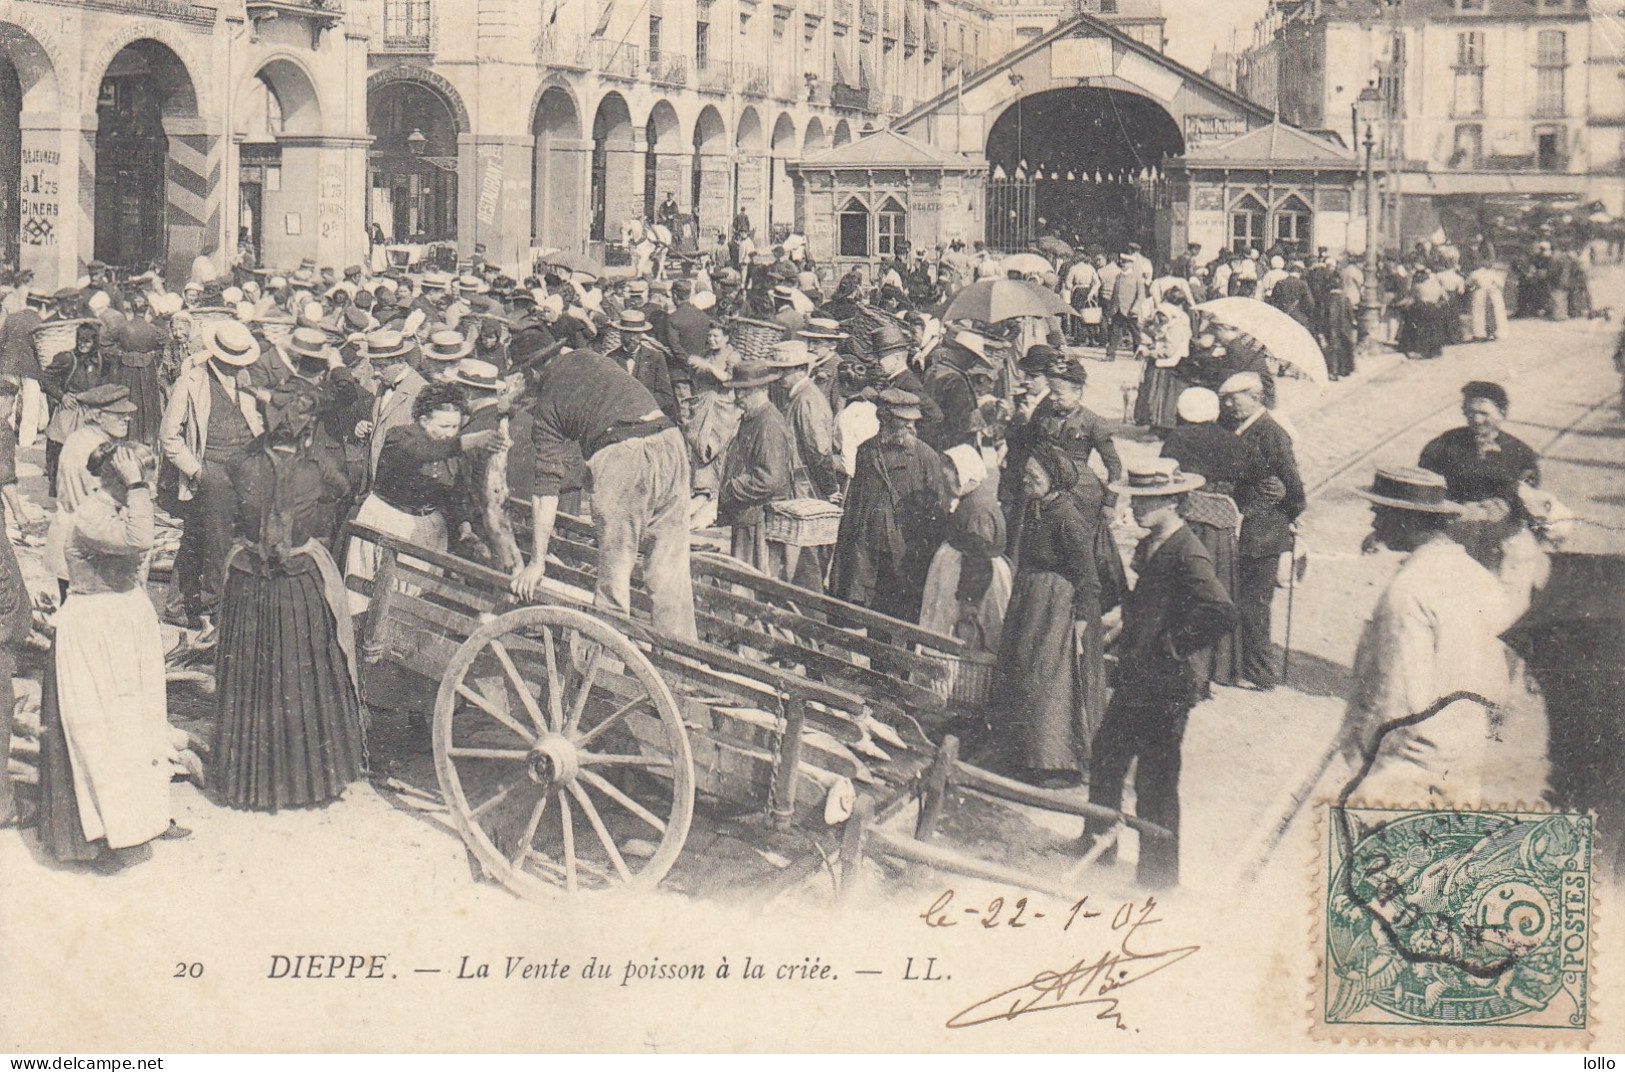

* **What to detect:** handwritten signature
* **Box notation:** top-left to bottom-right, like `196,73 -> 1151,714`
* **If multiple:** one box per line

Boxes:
946,898 -> 1200,1030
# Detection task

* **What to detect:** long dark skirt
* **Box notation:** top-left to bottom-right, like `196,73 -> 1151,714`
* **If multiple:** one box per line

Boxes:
36,664 -> 103,863
105,361 -> 164,446
1133,361 -> 1183,432
1188,519 -> 1243,688
996,570 -> 1086,774
213,560 -> 365,811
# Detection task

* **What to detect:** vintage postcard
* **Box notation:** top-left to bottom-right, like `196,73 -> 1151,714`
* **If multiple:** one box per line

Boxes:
1,0 -> 1622,1054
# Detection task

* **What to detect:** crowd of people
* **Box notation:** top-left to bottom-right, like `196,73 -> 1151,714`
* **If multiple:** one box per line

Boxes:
0,218 -> 1569,886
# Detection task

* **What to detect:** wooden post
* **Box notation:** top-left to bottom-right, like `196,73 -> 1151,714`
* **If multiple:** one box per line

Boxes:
838,793 -> 875,905
769,697 -> 808,830
361,544 -> 399,664
915,734 -> 959,841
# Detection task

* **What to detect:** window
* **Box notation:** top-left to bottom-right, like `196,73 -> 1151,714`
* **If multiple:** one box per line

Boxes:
1537,68 -> 1565,117
839,197 -> 869,257
1536,126 -> 1566,170
876,197 -> 906,257
383,0 -> 431,47
1456,0 -> 1484,10
1273,196 -> 1311,255
1538,30 -> 1566,66
696,18 -> 710,68
1451,124 -> 1483,169
1453,35 -> 1483,118
1231,195 -> 1266,253
1539,0 -> 1569,10
648,15 -> 662,59
1456,31 -> 1483,67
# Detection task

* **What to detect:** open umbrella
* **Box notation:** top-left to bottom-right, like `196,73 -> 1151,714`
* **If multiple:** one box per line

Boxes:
1035,236 -> 1074,259
999,252 -> 1055,277
1196,296 -> 1329,383
941,278 -> 1072,323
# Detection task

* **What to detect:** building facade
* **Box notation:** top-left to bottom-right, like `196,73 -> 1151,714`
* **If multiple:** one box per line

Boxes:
1237,0 -> 1625,239
355,0 -> 1014,275
0,0 -> 371,291
995,0 -> 1165,53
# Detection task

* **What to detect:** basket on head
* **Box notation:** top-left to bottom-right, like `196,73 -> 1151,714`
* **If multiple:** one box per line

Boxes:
30,318 -> 98,360
728,316 -> 788,360
258,317 -> 296,350
181,307 -> 238,356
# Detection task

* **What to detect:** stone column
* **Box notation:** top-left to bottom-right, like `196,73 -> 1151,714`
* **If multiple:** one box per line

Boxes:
17,114 -> 76,289
467,134 -> 534,277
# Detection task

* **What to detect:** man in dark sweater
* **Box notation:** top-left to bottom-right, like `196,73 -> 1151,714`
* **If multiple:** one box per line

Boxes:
1085,460 -> 1236,888
718,360 -> 798,580
511,348 -> 697,641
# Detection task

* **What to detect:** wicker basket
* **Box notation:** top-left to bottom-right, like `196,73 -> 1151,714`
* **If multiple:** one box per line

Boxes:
728,316 -> 788,360
763,498 -> 842,547
919,649 -> 998,707
258,317 -> 296,350
31,318 -> 97,360
182,307 -> 237,355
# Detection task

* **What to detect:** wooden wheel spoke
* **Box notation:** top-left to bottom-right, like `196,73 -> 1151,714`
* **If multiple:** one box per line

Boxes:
468,781 -> 520,821
539,626 -> 566,732
568,782 -> 633,883
566,645 -> 606,735
510,793 -> 550,869
579,753 -> 673,769
559,791 -> 578,894
489,639 -> 551,735
576,696 -> 650,749
579,768 -> 667,833
447,746 -> 531,761
455,682 -> 537,745
523,851 -> 613,885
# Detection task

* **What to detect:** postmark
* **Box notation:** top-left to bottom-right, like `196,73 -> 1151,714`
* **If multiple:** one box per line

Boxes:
1318,806 -> 1593,1040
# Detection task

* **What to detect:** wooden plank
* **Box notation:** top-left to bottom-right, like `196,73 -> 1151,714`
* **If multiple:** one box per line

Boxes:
915,735 -> 959,841
863,827 -> 1074,899
952,761 -> 1175,844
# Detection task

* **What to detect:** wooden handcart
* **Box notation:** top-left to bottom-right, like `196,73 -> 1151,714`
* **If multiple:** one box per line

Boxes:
346,511 -> 1170,900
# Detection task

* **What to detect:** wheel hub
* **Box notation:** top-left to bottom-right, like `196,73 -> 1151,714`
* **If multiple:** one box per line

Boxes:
526,734 -> 580,787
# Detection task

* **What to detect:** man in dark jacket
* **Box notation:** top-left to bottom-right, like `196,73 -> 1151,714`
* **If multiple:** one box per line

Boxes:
920,331 -> 990,452
1085,459 -> 1236,888
1220,371 -> 1305,690
608,310 -> 678,423
1268,261 -> 1317,331
718,360 -> 800,581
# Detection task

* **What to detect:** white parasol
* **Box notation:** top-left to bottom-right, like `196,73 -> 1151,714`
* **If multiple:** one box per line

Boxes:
1196,297 -> 1329,384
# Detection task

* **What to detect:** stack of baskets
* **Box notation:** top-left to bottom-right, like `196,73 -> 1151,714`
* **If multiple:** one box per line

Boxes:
181,307 -> 237,356
728,316 -> 788,360
918,649 -> 998,708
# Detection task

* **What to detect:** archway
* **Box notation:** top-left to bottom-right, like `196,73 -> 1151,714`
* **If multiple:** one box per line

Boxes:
531,85 -> 582,252
0,56 -> 19,269
643,100 -> 681,225
769,112 -> 796,238
691,105 -> 727,242
368,77 -> 461,243
93,39 -> 200,270
733,106 -> 765,240
0,23 -> 60,281
832,120 -> 852,147
589,92 -> 633,243
803,116 -> 827,156
236,58 -> 323,270
984,87 -> 1183,254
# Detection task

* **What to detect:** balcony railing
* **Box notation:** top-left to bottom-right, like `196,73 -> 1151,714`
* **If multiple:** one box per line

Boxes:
832,0 -> 852,24
869,89 -> 906,114
831,82 -> 867,110
941,47 -> 960,72
902,18 -> 918,48
807,77 -> 832,105
648,51 -> 690,87
696,59 -> 732,93
536,30 -> 592,70
739,62 -> 770,96
591,37 -> 640,79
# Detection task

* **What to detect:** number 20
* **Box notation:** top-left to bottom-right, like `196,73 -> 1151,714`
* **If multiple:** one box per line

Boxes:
173,962 -> 203,979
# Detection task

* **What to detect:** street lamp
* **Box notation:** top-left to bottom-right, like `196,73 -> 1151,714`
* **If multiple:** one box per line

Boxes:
1355,85 -> 1385,348
406,128 -> 428,156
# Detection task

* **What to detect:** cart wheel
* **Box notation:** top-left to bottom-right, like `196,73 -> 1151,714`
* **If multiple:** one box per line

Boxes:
434,605 -> 695,896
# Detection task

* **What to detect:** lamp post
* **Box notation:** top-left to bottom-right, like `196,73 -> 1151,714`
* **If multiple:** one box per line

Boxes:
1355,85 -> 1384,348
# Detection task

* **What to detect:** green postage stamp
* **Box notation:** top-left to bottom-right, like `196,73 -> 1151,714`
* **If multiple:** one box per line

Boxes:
1321,807 -> 1593,1037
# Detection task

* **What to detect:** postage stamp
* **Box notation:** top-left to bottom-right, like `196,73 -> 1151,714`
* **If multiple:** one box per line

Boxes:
1318,806 -> 1594,1039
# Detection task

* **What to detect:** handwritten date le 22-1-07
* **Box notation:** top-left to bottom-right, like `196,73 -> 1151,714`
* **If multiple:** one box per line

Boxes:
920,888 -> 1108,930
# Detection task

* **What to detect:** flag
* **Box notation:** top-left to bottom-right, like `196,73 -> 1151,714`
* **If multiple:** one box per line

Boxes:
593,0 -> 614,37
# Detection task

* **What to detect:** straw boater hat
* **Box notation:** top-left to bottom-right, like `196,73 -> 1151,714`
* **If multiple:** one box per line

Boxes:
451,358 -> 502,391
424,329 -> 474,362
362,330 -> 413,361
457,274 -> 489,295
615,309 -> 653,334
767,340 -> 815,368
798,317 -> 847,341
1356,467 -> 1465,515
287,327 -> 334,363
420,271 -> 456,292
1111,458 -> 1205,498
877,387 -> 923,421
205,320 -> 262,367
